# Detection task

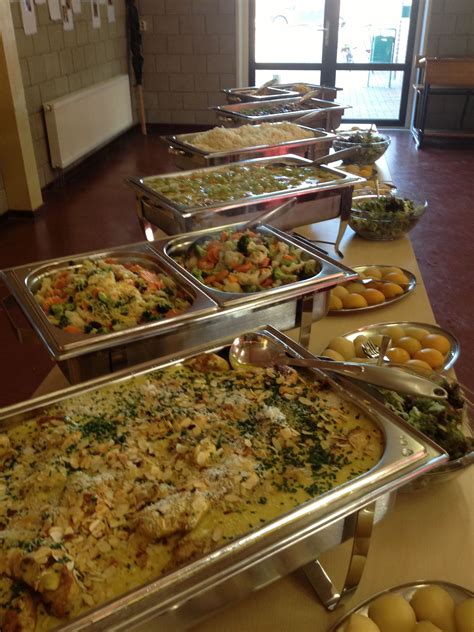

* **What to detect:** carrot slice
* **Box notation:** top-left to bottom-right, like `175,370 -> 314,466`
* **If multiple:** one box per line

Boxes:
63,325 -> 82,334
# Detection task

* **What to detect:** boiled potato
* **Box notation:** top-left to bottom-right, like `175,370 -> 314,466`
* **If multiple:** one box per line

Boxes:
321,348 -> 345,362
397,336 -> 422,357
404,359 -> 433,374
386,347 -> 411,364
333,285 -> 350,300
360,288 -> 386,305
344,613 -> 381,632
345,281 -> 367,294
354,334 -> 369,358
413,622 -> 443,632
343,293 -> 369,309
381,266 -> 403,277
328,337 -> 355,360
404,326 -> 430,341
382,326 -> 406,341
422,334 -> 451,356
330,293 -> 344,310
454,597 -> 474,632
368,593 -> 417,632
383,271 -> 410,285
414,347 -> 445,369
410,585 -> 455,632
363,266 -> 383,280
380,283 -> 404,299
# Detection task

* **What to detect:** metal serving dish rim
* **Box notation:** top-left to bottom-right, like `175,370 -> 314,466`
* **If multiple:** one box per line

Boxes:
152,223 -> 356,307
127,154 -> 364,217
162,125 -> 336,161
221,86 -> 300,100
0,241 -> 218,360
336,320 -> 460,371
330,580 -> 474,632
0,325 -> 447,632
328,265 -> 417,315
212,96 -> 348,121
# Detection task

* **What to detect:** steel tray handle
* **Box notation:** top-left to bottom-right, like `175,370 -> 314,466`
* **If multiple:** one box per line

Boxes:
1,294 -> 39,345
302,502 -> 376,610
168,146 -> 187,157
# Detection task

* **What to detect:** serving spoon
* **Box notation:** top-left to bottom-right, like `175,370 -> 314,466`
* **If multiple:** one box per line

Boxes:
229,333 -> 448,400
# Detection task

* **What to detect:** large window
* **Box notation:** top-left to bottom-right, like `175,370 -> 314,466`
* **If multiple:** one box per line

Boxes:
249,0 -> 420,125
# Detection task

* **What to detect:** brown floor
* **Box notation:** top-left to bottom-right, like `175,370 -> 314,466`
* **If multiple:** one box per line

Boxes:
0,127 -> 473,407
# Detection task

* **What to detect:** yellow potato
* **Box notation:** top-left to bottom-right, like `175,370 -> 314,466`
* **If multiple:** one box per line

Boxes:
345,282 -> 367,294
383,271 -> 409,285
329,294 -> 344,310
343,293 -> 369,309
380,282 -> 405,299
404,326 -> 430,341
354,334 -> 369,358
386,347 -> 411,364
422,334 -> 451,355
414,347 -> 445,369
454,597 -> 474,632
381,325 -> 406,341
328,336 -> 355,360
360,288 -> 386,305
404,359 -> 433,374
410,585 -> 455,632
397,336 -> 422,357
381,266 -> 403,276
344,613 -> 381,632
362,266 -> 382,280
413,622 -> 442,632
333,285 -> 350,300
368,593 -> 417,632
321,348 -> 345,362
371,334 -> 384,346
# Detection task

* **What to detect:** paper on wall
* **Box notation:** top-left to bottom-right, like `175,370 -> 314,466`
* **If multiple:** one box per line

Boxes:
91,0 -> 101,28
48,0 -> 61,20
106,0 -> 115,23
20,0 -> 37,35
60,0 -> 74,30
71,0 -> 81,12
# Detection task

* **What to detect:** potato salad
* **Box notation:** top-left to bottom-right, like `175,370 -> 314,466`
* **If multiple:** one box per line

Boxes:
33,258 -> 192,334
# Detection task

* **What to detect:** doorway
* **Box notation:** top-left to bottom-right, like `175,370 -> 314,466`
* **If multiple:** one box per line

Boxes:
248,0 -> 420,126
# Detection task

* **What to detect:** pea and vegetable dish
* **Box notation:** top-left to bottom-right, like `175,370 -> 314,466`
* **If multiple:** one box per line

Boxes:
176,228 -> 320,293
240,100 -> 323,116
145,162 -> 338,209
33,258 -> 192,334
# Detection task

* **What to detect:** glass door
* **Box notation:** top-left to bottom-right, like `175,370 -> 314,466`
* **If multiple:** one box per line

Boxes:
249,0 -> 420,125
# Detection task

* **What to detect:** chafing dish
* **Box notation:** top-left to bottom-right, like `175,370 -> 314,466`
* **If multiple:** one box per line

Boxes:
211,97 -> 348,131
2,236 -> 356,383
163,125 -> 336,170
0,326 -> 447,631
221,85 -> 299,102
127,154 -> 364,240
277,83 -> 341,101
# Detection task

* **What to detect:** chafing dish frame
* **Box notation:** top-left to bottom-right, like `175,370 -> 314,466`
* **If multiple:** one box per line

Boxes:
0,326 -> 447,631
163,124 -> 336,170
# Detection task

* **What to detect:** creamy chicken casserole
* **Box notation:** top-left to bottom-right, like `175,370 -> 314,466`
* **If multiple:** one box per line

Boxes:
0,353 -> 383,631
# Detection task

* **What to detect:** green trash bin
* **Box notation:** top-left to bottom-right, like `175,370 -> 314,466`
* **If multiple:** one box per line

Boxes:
368,34 -> 395,87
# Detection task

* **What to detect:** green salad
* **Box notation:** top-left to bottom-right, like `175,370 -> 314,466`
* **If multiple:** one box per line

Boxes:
333,131 -> 390,165
349,195 -> 425,240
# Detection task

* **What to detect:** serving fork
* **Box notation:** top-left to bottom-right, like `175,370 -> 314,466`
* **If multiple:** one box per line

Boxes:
361,336 -> 391,365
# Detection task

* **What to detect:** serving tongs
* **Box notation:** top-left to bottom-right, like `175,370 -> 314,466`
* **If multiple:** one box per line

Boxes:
254,78 -> 278,95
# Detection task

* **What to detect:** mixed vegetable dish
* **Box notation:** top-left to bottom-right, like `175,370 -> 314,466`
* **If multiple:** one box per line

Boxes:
33,258 -> 192,334
350,195 -> 425,240
175,228 -> 320,293
237,99 -> 325,116
145,162 -> 338,209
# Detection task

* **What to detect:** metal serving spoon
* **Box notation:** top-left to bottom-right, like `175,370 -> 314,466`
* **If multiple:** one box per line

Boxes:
229,333 -> 448,401
185,196 -> 297,259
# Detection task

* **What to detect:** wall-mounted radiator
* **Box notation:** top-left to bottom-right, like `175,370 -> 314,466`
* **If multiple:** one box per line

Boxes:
43,74 -> 133,170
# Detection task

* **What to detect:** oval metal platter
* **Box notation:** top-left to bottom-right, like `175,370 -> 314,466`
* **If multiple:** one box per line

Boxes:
330,580 -> 474,632
328,265 -> 417,315
337,320 -> 460,371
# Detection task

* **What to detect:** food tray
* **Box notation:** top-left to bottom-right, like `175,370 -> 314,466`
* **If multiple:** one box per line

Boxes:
335,321 -> 460,371
0,326 -> 447,632
127,154 -> 364,235
328,265 -> 417,314
2,238 -> 356,383
153,223 -> 354,307
163,124 -> 336,169
221,85 -> 300,102
211,97 -> 347,130
330,581 -> 474,632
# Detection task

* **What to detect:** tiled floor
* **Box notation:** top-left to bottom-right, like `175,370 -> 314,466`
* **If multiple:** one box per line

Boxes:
0,126 -> 473,407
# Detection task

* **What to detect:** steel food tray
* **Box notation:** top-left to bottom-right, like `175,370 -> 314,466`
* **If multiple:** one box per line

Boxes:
0,326 -> 447,632
221,85 -> 299,102
2,237 -> 356,383
153,223 -> 354,308
163,124 -> 336,169
211,97 -> 347,130
128,154 -> 364,236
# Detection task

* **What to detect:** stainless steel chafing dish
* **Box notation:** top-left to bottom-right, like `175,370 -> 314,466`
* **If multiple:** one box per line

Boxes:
0,326 -> 447,631
211,97 -> 348,131
221,85 -> 300,102
1,235 -> 356,383
163,125 -> 336,170
277,83 -> 341,101
127,154 -> 364,244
